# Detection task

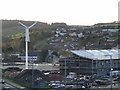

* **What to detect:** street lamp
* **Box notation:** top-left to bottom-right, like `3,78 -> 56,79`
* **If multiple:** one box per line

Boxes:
91,59 -> 93,88
18,22 -> 37,69
31,57 -> 34,88
92,59 -> 93,77
64,59 -> 67,86
104,55 -> 112,90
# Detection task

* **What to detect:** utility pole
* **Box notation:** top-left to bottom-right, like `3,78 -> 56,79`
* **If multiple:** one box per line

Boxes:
32,57 -> 34,88
105,55 -> 112,90
65,59 -> 67,86
91,59 -> 93,88
18,22 -> 37,69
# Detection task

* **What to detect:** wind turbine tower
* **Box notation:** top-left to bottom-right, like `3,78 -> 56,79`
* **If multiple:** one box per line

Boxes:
18,22 -> 37,69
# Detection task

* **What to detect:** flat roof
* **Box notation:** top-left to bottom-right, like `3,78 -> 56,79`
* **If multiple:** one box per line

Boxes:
71,49 -> 120,60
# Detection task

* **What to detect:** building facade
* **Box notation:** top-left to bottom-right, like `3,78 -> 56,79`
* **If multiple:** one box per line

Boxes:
60,49 -> 120,76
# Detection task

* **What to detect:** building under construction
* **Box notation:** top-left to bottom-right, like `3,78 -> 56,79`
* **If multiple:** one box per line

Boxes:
60,49 -> 120,76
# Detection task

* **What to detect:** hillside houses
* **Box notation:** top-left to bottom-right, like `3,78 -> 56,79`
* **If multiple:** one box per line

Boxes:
48,27 -> 86,51
48,27 -> 119,52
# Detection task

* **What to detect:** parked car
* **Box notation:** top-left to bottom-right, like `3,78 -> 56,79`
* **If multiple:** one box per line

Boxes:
0,79 -> 5,84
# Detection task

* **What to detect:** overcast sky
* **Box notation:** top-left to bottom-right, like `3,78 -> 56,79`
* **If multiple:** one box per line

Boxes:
0,0 -> 119,25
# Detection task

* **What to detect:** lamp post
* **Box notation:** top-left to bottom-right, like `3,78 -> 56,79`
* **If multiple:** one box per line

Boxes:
92,59 -> 94,77
104,55 -> 112,90
18,22 -> 37,69
64,59 -> 67,86
91,59 -> 93,88
32,57 -> 34,88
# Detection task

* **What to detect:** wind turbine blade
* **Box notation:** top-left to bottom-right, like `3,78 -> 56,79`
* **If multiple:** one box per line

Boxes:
28,22 -> 37,29
18,22 -> 27,28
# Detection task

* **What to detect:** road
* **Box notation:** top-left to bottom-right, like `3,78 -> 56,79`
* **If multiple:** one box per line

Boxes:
0,79 -> 17,90
2,62 -> 59,71
0,78 -> 26,90
2,82 -> 15,89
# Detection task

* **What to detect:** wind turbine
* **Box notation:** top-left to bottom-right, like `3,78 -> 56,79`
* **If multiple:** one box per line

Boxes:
18,22 -> 37,69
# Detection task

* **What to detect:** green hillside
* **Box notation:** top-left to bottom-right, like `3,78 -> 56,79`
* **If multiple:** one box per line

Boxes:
2,20 -> 50,37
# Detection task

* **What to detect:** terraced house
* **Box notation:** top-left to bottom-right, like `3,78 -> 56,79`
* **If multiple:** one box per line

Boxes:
60,49 -> 120,76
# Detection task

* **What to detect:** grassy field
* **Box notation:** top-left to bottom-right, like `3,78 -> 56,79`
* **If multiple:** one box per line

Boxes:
9,33 -> 25,39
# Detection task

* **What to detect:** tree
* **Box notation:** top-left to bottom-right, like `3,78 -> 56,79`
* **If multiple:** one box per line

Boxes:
5,46 -> 13,53
40,50 -> 48,62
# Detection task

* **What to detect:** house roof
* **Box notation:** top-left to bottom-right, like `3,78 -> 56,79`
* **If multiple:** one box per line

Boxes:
71,49 -> 120,60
